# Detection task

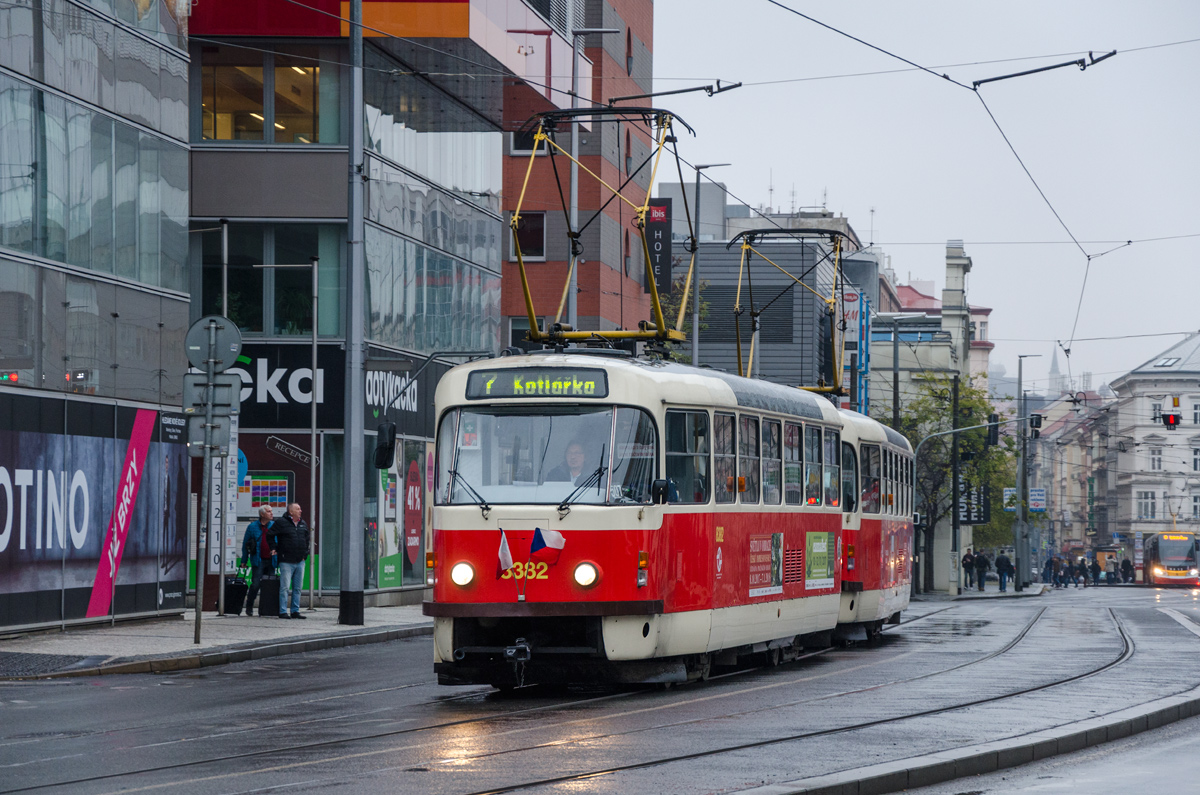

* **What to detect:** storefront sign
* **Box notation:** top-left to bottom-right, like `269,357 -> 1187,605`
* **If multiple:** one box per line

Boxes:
224,344 -> 345,430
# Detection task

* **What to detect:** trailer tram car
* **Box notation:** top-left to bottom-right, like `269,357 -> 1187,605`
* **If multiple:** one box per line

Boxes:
423,351 -> 914,687
1142,532 -> 1200,587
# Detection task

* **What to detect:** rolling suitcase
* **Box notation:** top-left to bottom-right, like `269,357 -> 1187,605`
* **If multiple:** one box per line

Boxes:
259,572 -> 282,616
222,567 -> 249,615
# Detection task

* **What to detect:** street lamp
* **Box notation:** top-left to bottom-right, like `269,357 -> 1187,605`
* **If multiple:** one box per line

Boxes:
254,256 -> 320,611
690,163 -> 730,365
567,25 -> 619,329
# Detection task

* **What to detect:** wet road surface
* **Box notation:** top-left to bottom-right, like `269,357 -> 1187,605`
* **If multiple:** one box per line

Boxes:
2,585 -> 1199,794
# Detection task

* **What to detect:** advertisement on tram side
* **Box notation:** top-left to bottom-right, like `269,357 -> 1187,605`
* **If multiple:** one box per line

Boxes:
0,392 -> 189,629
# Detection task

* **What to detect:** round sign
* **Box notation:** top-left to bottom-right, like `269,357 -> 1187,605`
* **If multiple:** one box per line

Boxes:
185,315 -> 243,373
404,460 -> 423,565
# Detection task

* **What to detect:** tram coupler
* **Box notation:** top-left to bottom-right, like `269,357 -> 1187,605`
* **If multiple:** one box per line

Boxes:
504,637 -> 533,663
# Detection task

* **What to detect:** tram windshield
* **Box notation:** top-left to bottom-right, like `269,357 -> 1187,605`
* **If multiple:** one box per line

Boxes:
436,406 -> 657,506
1157,535 -> 1196,563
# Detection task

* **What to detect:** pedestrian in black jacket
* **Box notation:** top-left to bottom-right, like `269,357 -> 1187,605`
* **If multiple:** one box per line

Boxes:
272,503 -> 310,619
974,553 -> 990,592
995,553 -> 1012,592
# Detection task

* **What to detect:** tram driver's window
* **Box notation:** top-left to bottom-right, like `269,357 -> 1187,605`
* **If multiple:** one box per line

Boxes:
611,407 -> 657,503
804,426 -> 822,505
860,444 -> 881,514
715,413 -> 736,504
666,410 -> 710,504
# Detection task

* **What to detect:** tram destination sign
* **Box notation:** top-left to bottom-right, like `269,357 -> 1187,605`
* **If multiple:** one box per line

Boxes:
466,368 -> 609,400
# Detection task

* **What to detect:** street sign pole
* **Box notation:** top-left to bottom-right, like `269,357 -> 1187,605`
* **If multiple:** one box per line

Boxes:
195,320 -> 216,644
185,315 -> 242,644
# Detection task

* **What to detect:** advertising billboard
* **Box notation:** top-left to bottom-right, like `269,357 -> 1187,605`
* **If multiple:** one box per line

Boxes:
0,392 -> 188,629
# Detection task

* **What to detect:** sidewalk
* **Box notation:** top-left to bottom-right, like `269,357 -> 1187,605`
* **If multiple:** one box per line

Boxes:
955,581 -> 1050,600
0,605 -> 433,680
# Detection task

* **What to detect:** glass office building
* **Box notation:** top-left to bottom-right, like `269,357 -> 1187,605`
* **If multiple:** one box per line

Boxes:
0,0 -> 191,630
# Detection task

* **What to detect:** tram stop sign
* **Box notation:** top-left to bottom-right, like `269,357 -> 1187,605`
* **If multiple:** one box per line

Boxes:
185,315 -> 243,373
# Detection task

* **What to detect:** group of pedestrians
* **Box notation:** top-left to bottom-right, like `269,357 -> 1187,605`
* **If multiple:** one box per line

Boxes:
961,549 -> 1016,592
1041,555 -> 1133,588
238,502 -> 312,618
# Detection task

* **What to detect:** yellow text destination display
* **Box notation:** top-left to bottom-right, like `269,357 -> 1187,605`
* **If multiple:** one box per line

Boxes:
466,368 -> 609,400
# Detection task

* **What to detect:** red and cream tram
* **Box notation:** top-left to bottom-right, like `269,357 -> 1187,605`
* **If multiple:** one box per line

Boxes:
423,351 -> 914,687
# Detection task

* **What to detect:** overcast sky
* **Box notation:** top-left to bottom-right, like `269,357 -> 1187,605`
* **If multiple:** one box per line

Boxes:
651,0 -> 1199,393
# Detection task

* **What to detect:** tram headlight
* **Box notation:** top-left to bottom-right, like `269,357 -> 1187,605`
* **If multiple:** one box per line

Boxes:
574,562 -> 599,588
1190,569 -> 1198,577
450,562 -> 475,587
1154,567 -> 1165,577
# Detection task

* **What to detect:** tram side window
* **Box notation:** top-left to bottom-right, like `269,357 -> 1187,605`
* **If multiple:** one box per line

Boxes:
885,451 -> 894,514
841,442 -> 858,512
739,415 -> 761,503
860,444 -> 880,514
762,419 -> 782,505
611,407 -> 658,503
784,422 -> 803,505
666,410 -> 710,504
824,429 -> 841,508
715,413 -> 737,504
804,425 -> 822,505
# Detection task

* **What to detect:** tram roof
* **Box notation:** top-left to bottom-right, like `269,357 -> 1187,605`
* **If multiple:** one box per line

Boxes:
439,352 -> 843,424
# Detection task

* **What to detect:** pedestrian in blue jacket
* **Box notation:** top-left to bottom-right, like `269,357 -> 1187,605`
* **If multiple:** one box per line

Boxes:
239,506 -> 276,616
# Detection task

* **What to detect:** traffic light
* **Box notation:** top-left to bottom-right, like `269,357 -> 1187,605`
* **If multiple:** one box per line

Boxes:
1030,413 -> 1042,440
1163,412 -> 1181,430
986,413 -> 1000,446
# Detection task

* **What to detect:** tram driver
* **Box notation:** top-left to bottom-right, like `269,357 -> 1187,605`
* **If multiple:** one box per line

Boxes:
547,440 -> 588,484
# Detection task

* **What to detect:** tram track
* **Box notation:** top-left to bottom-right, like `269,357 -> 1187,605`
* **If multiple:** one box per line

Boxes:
3,604 -> 1051,794
457,607 -> 1137,795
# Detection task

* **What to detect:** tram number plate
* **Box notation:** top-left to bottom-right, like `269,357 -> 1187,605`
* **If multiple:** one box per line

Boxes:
502,562 -> 550,580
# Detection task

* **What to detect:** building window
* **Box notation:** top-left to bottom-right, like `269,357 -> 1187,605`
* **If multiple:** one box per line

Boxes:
1194,448 -> 1200,472
626,29 -> 633,75
1193,403 -> 1200,425
200,50 -> 264,141
1151,401 -> 1162,423
273,55 -> 322,144
625,129 -> 632,174
198,46 -> 338,144
511,212 -> 546,260
1194,495 -> 1200,520
1150,447 -> 1163,471
199,222 -> 342,336
510,130 -> 547,155
1136,490 -> 1156,520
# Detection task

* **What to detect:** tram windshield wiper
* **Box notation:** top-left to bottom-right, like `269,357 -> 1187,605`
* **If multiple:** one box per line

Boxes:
449,470 -> 491,518
558,445 -> 606,516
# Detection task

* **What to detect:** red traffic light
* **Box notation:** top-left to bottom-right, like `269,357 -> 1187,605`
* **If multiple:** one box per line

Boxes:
1163,412 -> 1181,429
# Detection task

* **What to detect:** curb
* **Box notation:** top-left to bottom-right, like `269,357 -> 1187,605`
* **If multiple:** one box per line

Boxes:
6,624 -> 433,681
734,684 -> 1200,795
954,585 -> 1050,600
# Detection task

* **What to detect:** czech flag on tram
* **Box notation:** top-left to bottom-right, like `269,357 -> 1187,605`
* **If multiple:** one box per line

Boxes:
497,529 -> 514,577
530,527 -> 565,565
